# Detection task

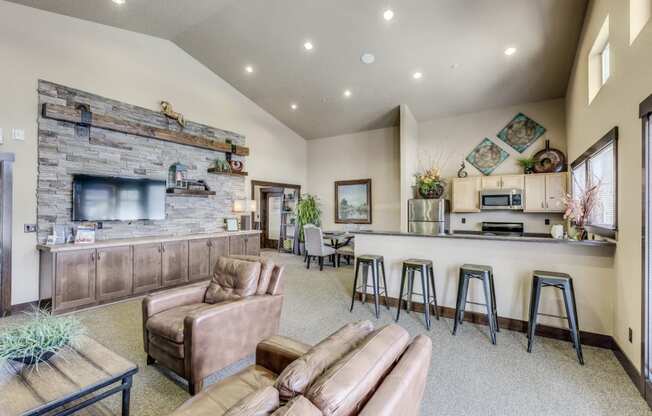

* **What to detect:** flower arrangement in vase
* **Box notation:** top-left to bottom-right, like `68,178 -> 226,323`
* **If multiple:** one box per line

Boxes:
415,167 -> 446,199
562,181 -> 600,240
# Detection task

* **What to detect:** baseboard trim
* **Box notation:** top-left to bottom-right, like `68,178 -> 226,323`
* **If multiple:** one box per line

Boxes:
9,300 -> 42,315
613,340 -> 644,394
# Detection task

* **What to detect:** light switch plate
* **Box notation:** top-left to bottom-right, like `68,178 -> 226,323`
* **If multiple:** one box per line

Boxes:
12,128 -> 25,141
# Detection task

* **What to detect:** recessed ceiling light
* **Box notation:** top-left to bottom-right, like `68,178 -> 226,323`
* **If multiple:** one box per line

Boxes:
112,0 -> 125,4
413,72 -> 423,80
343,90 -> 352,98
245,65 -> 254,73
361,53 -> 376,64
290,103 -> 298,110
383,9 -> 394,21
304,41 -> 314,51
504,47 -> 517,56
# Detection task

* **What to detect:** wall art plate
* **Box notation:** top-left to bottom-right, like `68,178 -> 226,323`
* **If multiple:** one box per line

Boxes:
497,112 -> 546,153
466,138 -> 509,176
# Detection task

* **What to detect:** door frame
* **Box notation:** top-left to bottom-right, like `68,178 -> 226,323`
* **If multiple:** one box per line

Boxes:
0,153 -> 14,317
260,188 -> 284,249
640,93 -> 652,406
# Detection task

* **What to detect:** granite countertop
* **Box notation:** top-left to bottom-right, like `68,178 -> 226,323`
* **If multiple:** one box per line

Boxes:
351,230 -> 616,248
37,230 -> 262,252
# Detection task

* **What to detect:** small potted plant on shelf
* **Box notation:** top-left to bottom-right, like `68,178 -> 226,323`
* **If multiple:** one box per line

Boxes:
415,168 -> 446,199
562,182 -> 600,240
295,194 -> 321,254
0,309 -> 84,367
517,157 -> 536,174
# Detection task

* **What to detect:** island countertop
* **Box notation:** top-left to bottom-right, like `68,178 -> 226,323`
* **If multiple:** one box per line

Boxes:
351,230 -> 616,248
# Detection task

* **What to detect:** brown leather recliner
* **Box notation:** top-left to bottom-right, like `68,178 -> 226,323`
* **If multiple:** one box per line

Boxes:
169,321 -> 432,416
142,255 -> 285,395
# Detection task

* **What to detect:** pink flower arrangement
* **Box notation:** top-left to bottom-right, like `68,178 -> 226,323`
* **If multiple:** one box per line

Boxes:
562,182 -> 600,228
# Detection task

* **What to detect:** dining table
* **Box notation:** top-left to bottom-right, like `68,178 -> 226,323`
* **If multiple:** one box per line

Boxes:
322,231 -> 354,249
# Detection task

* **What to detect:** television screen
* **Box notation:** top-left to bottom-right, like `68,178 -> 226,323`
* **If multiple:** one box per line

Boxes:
72,175 -> 166,221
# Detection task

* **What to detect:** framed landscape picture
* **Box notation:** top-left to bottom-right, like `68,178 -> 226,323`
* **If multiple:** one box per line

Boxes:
335,179 -> 372,224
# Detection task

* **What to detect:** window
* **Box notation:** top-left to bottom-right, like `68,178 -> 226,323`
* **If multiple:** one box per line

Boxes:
588,16 -> 610,104
570,127 -> 618,238
601,43 -> 610,85
630,0 -> 652,45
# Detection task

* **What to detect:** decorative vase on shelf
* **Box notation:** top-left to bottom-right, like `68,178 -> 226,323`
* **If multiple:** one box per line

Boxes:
418,182 -> 445,199
568,224 -> 587,241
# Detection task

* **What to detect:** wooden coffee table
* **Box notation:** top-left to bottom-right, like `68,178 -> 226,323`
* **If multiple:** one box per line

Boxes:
0,335 -> 138,415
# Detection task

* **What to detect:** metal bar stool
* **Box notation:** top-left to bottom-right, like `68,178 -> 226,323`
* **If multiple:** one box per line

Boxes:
527,270 -> 584,365
452,264 -> 499,345
395,259 -> 440,330
349,255 -> 390,318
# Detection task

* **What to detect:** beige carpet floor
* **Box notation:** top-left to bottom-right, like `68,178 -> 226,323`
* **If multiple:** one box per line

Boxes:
2,250 -> 651,415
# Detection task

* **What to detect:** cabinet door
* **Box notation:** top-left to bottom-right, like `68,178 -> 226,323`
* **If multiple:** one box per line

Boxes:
209,237 -> 229,275
524,174 -> 547,212
245,234 -> 261,256
452,177 -> 481,213
55,250 -> 97,311
229,235 -> 246,256
501,175 -> 525,190
162,241 -> 189,287
96,246 -> 133,302
189,239 -> 212,282
481,176 -> 502,190
545,173 -> 567,212
133,243 -> 162,294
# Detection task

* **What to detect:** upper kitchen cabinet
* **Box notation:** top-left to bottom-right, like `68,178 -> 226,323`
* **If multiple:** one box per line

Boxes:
452,177 -> 481,213
524,173 -> 567,213
481,174 -> 524,190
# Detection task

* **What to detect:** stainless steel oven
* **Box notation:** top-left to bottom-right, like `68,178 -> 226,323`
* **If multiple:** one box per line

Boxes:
480,189 -> 523,210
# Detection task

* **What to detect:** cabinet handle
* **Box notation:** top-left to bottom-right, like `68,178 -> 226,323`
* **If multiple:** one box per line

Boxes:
97,252 -> 101,261
207,240 -> 212,247
161,245 -> 166,253
541,201 -> 544,209
158,245 -> 162,253
91,252 -> 95,261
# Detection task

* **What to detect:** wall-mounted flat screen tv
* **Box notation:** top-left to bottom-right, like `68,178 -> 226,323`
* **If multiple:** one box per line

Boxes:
72,175 -> 166,221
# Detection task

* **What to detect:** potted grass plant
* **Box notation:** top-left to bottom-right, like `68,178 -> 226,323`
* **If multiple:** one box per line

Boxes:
295,194 -> 321,254
517,157 -> 536,174
0,309 -> 84,366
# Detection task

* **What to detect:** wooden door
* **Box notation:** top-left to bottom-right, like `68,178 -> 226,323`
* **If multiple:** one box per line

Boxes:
189,239 -> 211,281
229,235 -> 246,256
133,243 -> 162,294
545,173 -> 567,212
55,249 -> 96,311
524,174 -> 547,212
452,177 -> 481,213
96,246 -> 133,302
209,237 -> 229,275
245,234 -> 261,256
162,241 -> 188,287
481,176 -> 502,190
501,175 -> 525,190
261,189 -> 284,249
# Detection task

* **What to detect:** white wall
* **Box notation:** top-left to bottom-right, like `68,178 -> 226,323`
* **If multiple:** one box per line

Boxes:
566,0 -> 652,370
400,105 -> 419,232
0,1 -> 307,305
306,127 -> 400,232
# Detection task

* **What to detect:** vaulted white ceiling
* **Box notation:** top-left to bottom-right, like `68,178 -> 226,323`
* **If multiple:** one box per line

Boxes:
9,0 -> 587,139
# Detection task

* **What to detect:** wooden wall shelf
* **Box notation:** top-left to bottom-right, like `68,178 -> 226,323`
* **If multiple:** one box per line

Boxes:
166,189 -> 216,197
42,103 -> 250,156
207,168 -> 248,177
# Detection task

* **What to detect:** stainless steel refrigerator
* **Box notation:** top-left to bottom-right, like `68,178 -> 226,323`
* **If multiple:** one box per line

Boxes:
408,199 -> 450,235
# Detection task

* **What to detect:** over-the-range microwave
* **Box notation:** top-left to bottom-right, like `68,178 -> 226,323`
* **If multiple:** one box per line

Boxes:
480,189 -> 523,210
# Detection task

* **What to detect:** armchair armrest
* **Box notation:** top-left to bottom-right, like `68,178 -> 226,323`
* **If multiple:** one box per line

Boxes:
142,281 -> 210,319
256,335 -> 311,375
184,294 -> 284,383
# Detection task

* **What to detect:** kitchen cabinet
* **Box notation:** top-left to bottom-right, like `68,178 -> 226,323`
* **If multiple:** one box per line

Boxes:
245,234 -> 261,256
189,239 -> 212,282
452,177 -> 481,213
133,243 -> 162,294
162,240 -> 189,287
229,235 -> 246,255
96,246 -> 133,302
524,173 -> 567,213
481,174 -> 524,190
54,249 -> 97,311
209,237 -> 229,275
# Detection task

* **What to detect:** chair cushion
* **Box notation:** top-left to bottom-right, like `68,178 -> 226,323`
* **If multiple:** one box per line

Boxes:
170,365 -> 278,416
305,324 -> 410,416
149,333 -> 184,358
271,396 -> 323,416
224,386 -> 280,416
206,257 -> 261,304
146,303 -> 214,343
229,255 -> 275,295
275,320 -> 374,401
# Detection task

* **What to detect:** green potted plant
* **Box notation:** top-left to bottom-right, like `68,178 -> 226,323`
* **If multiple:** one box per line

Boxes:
295,194 -> 321,253
0,309 -> 84,366
415,168 -> 446,199
517,157 -> 536,174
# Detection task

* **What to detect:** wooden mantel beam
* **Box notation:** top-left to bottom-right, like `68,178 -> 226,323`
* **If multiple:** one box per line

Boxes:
41,103 -> 249,156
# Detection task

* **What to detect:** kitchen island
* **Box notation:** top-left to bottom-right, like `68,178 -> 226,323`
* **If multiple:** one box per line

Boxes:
353,230 -> 616,337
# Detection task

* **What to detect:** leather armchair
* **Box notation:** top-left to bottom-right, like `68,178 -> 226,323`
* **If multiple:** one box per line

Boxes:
143,256 -> 285,395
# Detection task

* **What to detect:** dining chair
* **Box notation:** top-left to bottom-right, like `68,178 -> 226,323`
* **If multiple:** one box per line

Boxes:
304,226 -> 336,271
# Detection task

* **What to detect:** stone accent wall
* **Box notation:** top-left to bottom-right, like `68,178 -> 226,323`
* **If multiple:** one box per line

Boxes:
37,80 -> 247,243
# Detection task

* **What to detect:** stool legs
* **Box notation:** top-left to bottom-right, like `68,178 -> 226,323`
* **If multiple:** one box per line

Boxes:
482,276 -> 497,345
453,269 -> 497,344
489,273 -> 499,332
380,261 -> 390,310
563,281 -> 584,365
420,265 -> 431,330
452,269 -> 465,336
371,261 -> 380,319
429,265 -> 440,320
396,264 -> 407,322
350,258 -> 387,319
350,259 -> 361,312
527,278 -> 542,353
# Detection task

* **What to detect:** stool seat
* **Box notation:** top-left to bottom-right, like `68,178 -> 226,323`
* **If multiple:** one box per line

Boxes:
533,270 -> 571,280
461,264 -> 493,273
358,254 -> 384,262
404,259 -> 433,267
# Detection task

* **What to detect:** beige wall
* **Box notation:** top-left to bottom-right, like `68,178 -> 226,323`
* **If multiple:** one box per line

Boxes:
566,0 -> 652,370
400,105 -> 419,232
306,127 -> 400,232
0,1 -> 307,305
